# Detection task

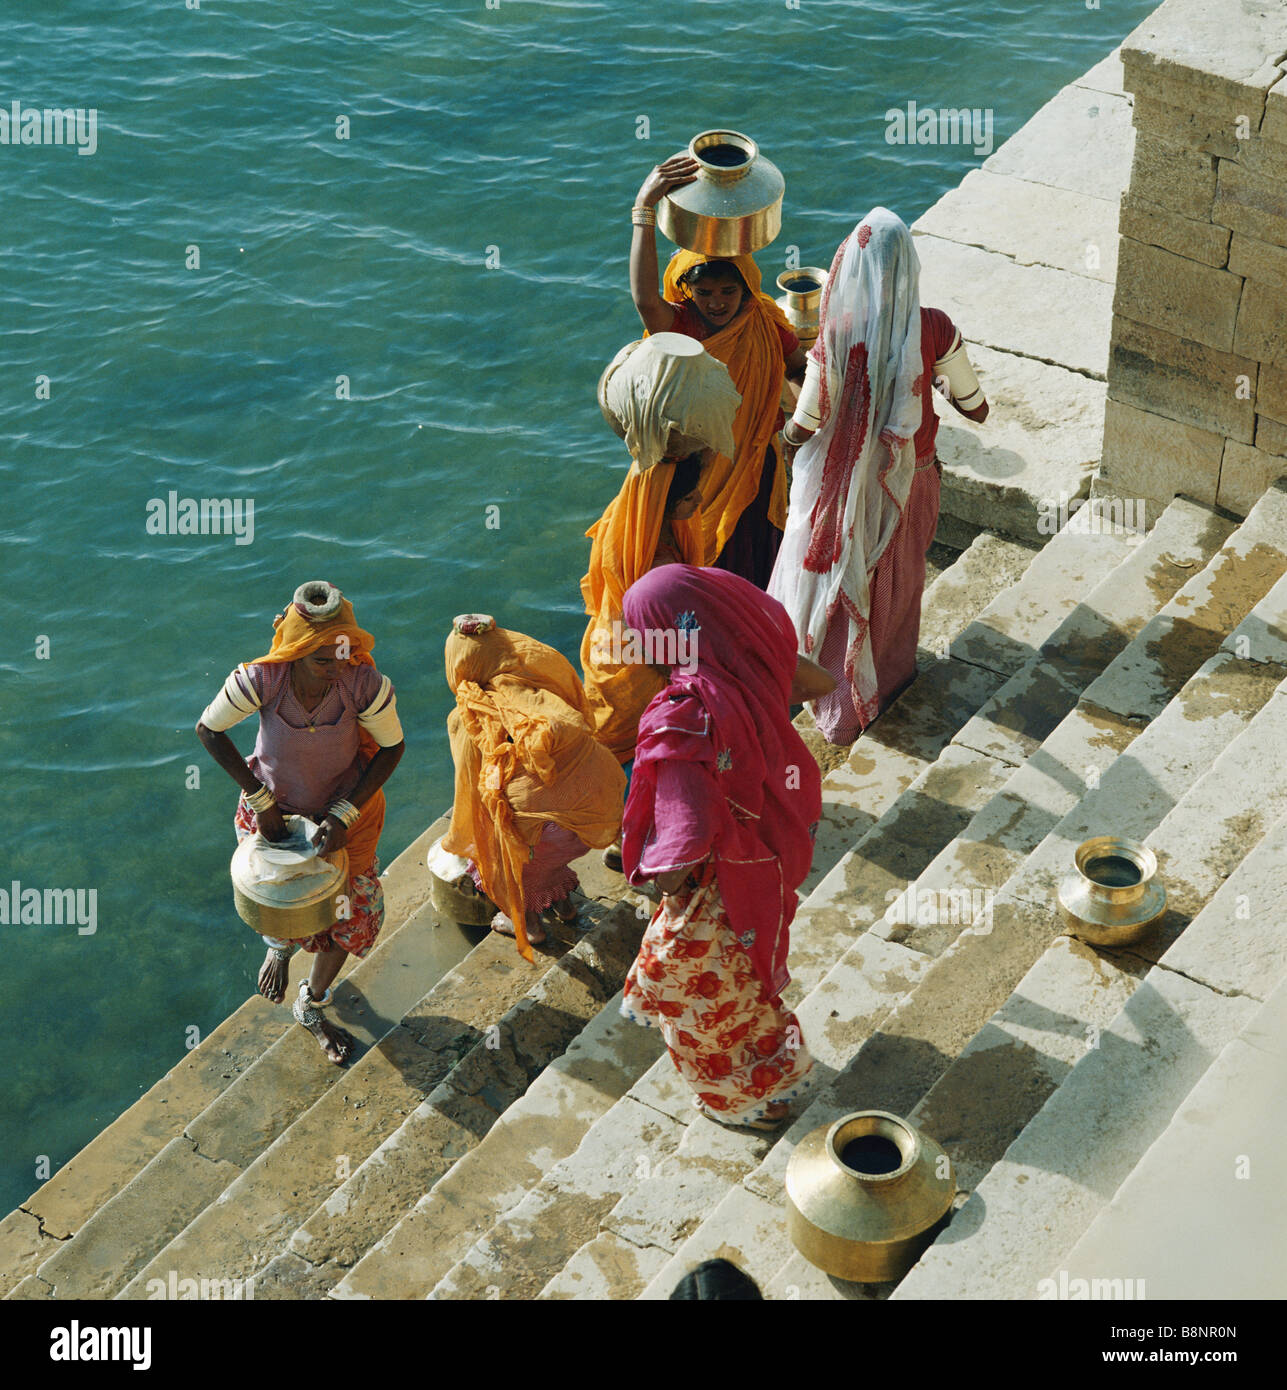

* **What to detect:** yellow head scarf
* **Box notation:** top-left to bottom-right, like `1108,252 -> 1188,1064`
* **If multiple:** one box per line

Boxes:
253,586 -> 375,668
441,622 -> 625,961
660,251 -> 794,561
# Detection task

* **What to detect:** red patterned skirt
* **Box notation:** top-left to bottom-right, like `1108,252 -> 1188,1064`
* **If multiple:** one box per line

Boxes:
621,867 -> 812,1122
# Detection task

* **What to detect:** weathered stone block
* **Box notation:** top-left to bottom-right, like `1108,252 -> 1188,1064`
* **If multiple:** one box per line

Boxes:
1131,91 -> 1243,157
1076,46 -> 1126,99
1233,283 -> 1287,364
914,168 -> 1119,283
1128,131 -> 1218,221
1121,0 -> 1285,111
1114,238 -> 1242,350
1263,73 -> 1287,146
1228,232 -> 1287,291
1219,440 -> 1287,516
932,343 -> 1106,543
1109,314 -> 1257,441
913,233 -> 1112,379
1119,193 -> 1231,268
1214,159 -> 1287,246
982,84 -> 1134,204
1098,398 -> 1224,520
1258,414 -> 1287,457
1260,361 -> 1287,423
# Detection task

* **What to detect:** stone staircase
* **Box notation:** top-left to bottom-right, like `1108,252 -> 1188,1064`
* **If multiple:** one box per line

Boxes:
411,482 -> 1287,1300
0,512 -> 1030,1301
6,481 -> 1286,1301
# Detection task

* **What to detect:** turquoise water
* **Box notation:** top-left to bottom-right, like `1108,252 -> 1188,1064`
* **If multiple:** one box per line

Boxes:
0,1 -> 1156,1218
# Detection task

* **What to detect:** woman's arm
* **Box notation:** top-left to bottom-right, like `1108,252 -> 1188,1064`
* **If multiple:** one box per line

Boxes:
791,654 -> 837,704
195,721 -> 289,841
312,741 -> 405,856
630,156 -> 698,334
784,344 -> 808,384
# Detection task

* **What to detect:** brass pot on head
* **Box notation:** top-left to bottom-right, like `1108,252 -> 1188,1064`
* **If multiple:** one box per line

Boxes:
785,1110 -> 955,1283
1058,835 -> 1166,947
775,266 -> 829,350
657,129 -> 784,257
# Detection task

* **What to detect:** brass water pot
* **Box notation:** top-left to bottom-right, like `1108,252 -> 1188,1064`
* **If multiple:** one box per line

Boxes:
231,816 -> 349,940
657,129 -> 784,257
785,1110 -> 955,1282
426,837 -> 496,927
775,267 -> 829,349
1058,835 -> 1166,947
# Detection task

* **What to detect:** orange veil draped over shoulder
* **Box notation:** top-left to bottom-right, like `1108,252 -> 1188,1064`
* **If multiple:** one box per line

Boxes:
661,251 -> 793,563
579,463 -> 703,763
442,624 -> 625,961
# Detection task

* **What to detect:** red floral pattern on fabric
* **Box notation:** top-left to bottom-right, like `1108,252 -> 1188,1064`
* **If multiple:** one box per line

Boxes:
856,223 -> 872,248
804,342 -> 869,574
620,871 -> 812,1121
235,800 -> 384,957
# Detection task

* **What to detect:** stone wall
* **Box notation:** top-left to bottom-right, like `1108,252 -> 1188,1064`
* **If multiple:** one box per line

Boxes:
1097,0 -> 1287,522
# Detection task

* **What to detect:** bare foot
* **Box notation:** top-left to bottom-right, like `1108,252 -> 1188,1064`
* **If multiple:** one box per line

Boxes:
491,911 -> 545,945
258,949 -> 289,1004
302,1010 -> 354,1065
549,895 -> 580,923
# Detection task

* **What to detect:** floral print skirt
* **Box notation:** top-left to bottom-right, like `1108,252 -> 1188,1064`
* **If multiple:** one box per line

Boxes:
621,867 -> 813,1122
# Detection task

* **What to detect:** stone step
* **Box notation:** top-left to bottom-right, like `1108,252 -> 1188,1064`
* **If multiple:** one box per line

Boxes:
109,900 -> 643,1300
0,815 -> 454,1299
633,493 -> 1287,1297
1054,975 -> 1287,1299
892,771 -> 1287,1299
916,529 -> 1037,664
328,989 -> 665,1300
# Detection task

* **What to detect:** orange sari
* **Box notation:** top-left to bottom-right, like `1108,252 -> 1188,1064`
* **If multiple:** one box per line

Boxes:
442,626 -> 625,961
660,252 -> 793,564
580,462 -> 704,763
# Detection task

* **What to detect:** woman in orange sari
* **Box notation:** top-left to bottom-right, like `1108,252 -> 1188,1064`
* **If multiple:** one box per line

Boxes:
443,615 -> 626,959
196,581 -> 405,1064
581,333 -> 739,769
631,155 -> 808,588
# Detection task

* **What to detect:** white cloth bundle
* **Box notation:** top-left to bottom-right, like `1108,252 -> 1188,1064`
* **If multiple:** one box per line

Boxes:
597,332 -> 741,472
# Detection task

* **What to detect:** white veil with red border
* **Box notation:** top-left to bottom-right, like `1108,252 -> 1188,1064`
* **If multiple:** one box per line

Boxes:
768,207 -> 924,725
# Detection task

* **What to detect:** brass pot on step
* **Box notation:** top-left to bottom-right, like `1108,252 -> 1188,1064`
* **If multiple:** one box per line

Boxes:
426,837 -> 496,927
1058,835 -> 1166,947
785,1110 -> 955,1283
657,129 -> 784,256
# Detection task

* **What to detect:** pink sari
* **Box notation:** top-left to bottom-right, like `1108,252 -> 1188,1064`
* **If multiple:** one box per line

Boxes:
619,566 -> 821,1118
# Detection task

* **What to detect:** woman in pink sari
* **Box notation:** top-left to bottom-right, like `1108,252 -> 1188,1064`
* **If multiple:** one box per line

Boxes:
619,564 -> 832,1129
769,208 -> 989,743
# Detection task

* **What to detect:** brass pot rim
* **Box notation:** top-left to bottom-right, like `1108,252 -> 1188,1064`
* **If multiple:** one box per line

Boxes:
775,266 -> 828,291
689,128 -> 757,180
1072,835 -> 1157,908
825,1110 -> 920,1186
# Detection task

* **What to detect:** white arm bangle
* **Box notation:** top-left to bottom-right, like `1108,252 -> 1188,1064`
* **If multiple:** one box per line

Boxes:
935,339 -> 985,411
245,783 -> 277,814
